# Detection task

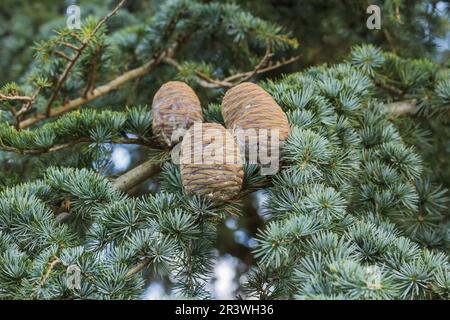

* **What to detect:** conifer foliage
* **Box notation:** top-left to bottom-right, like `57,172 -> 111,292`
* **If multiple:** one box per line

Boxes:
246,46 -> 449,299
0,0 -> 449,300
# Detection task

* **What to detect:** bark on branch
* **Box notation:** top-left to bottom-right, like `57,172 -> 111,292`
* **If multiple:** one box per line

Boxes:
385,99 -> 417,116
19,57 -> 164,129
0,93 -> 33,102
163,54 -> 301,89
113,159 -> 161,192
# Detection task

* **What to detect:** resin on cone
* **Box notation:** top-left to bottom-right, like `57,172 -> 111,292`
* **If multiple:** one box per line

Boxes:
152,81 -> 203,147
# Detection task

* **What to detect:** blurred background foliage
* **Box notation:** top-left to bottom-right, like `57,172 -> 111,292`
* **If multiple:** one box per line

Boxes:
1,0 -> 448,86
235,0 -> 449,65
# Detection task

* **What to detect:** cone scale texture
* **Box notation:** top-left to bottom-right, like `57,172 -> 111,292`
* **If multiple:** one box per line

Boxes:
180,123 -> 244,203
152,81 -> 203,147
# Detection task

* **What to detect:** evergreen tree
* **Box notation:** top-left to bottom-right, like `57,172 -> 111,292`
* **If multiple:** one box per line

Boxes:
0,0 -> 448,300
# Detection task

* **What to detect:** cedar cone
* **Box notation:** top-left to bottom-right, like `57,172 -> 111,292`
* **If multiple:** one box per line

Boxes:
152,81 -> 203,147
221,82 -> 290,164
180,123 -> 244,203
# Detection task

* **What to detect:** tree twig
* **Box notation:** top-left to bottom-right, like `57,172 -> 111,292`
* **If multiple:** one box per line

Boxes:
19,56 -> 164,129
0,93 -> 32,102
14,87 -> 43,129
224,55 -> 301,83
113,158 -> 161,191
61,41 -> 80,51
54,51 -> 72,61
83,46 -> 102,97
40,257 -> 62,287
44,0 -> 126,117
238,39 -> 274,82
385,99 -> 417,116
32,255 -> 62,297
373,76 -> 404,97
383,28 -> 397,54
163,54 -> 301,89
126,258 -> 151,277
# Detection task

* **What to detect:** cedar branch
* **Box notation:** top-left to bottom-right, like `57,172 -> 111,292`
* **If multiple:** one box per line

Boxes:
385,99 -> 417,116
0,93 -> 32,102
0,137 -> 157,155
44,0 -> 126,117
19,56 -> 164,129
163,54 -> 301,89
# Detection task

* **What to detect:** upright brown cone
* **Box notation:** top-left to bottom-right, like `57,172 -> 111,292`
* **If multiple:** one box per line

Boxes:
180,123 -> 243,204
152,81 -> 203,147
221,82 -> 290,162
